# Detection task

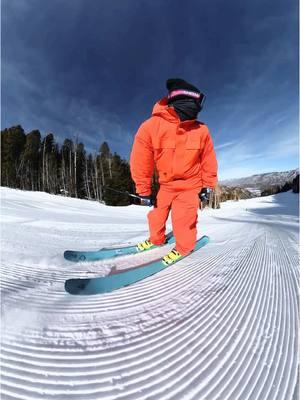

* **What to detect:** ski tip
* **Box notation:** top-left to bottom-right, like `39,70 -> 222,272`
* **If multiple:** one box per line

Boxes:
64,251 -> 86,262
65,278 -> 88,295
201,235 -> 210,242
64,279 -> 75,294
64,251 -> 77,261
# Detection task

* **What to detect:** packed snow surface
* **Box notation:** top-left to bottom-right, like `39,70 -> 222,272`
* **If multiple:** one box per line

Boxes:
1,187 -> 299,400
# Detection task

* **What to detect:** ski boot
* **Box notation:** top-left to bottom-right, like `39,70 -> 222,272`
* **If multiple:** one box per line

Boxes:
137,239 -> 160,252
162,248 -> 183,266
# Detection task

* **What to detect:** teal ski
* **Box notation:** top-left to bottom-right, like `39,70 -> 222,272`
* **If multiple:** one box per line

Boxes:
64,232 -> 175,262
65,235 -> 209,295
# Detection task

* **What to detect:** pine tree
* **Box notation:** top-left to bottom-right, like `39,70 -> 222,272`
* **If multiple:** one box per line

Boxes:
41,133 -> 57,193
84,154 -> 93,199
20,130 -> 41,191
75,142 -> 86,198
61,138 -> 74,196
99,141 -> 111,187
104,153 -> 133,206
1,125 -> 26,187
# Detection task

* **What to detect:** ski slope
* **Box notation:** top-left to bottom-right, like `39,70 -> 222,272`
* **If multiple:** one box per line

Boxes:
1,187 -> 299,400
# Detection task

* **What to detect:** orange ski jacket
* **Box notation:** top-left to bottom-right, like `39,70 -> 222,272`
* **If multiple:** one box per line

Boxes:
130,97 -> 218,196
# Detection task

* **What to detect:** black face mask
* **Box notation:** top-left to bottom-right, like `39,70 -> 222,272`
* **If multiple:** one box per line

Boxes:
170,98 -> 201,121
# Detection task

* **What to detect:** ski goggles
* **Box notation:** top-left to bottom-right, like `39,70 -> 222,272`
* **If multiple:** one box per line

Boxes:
168,90 -> 206,109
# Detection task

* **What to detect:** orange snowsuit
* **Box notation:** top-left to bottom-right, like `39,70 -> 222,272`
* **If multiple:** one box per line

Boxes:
130,97 -> 218,255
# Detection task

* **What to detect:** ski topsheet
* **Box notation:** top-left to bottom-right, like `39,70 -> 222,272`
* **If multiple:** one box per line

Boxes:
64,232 -> 175,262
65,235 -> 209,295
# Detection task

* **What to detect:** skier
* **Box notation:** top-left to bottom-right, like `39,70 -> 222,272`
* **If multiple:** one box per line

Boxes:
130,78 -> 218,265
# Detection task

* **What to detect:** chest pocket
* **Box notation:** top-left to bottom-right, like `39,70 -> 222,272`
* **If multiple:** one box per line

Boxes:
152,138 -> 175,171
152,138 -> 176,150
185,134 -> 201,150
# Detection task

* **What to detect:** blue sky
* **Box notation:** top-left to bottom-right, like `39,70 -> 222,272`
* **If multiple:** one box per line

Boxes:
2,0 -> 299,180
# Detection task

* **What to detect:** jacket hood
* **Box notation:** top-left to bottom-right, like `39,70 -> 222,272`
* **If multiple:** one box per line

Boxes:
152,97 -> 198,125
152,97 -> 180,123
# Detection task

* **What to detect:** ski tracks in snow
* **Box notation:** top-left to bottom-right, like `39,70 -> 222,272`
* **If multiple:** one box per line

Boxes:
0,189 -> 299,400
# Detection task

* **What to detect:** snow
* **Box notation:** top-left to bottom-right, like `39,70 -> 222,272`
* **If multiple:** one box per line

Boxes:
1,187 -> 299,400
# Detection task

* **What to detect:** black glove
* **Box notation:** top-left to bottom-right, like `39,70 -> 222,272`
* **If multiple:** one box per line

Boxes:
138,194 -> 155,207
199,188 -> 212,203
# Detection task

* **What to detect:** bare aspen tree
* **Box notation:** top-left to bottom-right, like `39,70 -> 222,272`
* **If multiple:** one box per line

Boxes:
108,156 -> 112,179
90,156 -> 96,199
214,184 -> 221,209
93,155 -> 97,200
74,137 -> 78,198
99,157 -> 105,201
100,157 -> 105,186
94,154 -> 100,201
85,157 -> 91,199
61,156 -> 66,195
42,139 -> 46,191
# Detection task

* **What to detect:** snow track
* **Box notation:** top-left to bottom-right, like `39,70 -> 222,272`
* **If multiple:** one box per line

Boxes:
1,188 -> 299,400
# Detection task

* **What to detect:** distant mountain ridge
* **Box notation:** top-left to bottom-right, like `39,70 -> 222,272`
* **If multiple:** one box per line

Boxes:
220,169 -> 299,191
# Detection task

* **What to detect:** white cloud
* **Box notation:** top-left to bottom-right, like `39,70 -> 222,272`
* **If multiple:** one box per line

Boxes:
216,129 -> 299,180
2,60 -> 133,153
215,140 -> 237,150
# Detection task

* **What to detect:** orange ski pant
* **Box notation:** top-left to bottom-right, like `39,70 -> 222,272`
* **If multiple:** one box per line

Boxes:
147,188 -> 200,256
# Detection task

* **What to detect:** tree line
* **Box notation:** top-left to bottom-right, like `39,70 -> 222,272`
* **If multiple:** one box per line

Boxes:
1,125 -> 135,205
261,175 -> 299,196
3,125 -> 263,208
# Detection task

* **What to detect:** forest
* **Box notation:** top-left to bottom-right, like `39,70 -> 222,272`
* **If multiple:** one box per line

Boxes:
1,125 -> 135,206
2,125 -> 269,208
